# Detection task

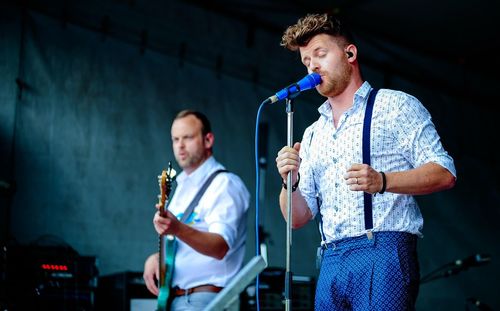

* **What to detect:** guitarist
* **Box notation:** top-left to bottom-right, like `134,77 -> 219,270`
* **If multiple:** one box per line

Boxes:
143,110 -> 250,311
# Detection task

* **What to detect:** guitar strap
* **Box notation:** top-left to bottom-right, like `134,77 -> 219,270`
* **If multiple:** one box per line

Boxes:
179,169 -> 228,223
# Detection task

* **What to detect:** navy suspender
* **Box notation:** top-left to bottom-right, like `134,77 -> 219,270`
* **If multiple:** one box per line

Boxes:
362,89 -> 379,233
317,88 -> 379,245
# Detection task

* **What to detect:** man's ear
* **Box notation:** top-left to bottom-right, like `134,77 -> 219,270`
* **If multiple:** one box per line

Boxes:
204,132 -> 215,148
345,44 -> 358,62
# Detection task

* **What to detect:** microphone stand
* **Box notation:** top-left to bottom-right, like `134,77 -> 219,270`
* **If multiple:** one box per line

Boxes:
420,254 -> 491,284
284,97 -> 294,311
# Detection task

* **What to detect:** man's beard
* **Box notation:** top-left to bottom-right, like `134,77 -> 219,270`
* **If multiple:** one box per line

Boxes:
176,153 -> 205,170
317,64 -> 352,97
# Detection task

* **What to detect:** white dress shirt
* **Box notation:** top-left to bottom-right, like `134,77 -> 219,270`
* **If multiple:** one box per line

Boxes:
168,156 -> 250,289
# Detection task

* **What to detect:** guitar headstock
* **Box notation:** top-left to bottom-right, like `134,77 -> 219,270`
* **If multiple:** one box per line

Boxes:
158,162 -> 177,214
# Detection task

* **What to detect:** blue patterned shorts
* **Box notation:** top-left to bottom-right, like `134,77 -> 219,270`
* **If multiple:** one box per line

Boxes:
315,231 -> 419,311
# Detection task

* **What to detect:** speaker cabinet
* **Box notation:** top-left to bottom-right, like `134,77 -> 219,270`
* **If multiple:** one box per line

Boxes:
96,271 -> 155,311
240,267 -> 315,311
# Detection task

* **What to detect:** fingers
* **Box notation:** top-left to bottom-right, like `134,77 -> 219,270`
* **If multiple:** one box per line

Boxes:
343,165 -> 358,188
144,271 -> 159,296
153,210 -> 178,235
153,211 -> 168,235
293,142 -> 301,152
154,264 -> 160,281
343,164 -> 381,193
343,163 -> 366,180
153,211 -> 162,225
346,163 -> 364,172
277,145 -> 300,158
346,177 -> 360,186
276,144 -> 301,180
143,254 -> 159,296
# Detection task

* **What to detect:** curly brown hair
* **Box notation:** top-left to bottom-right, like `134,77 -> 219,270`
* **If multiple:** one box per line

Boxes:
280,13 -> 354,51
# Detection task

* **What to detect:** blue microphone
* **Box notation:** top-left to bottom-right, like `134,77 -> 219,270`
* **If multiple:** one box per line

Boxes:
267,72 -> 322,104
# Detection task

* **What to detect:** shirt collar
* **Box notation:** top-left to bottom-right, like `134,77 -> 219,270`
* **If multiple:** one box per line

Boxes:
175,156 -> 219,185
317,81 -> 373,119
354,81 -> 372,105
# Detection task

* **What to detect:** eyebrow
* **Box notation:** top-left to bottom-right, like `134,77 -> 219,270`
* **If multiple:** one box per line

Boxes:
301,46 -> 325,64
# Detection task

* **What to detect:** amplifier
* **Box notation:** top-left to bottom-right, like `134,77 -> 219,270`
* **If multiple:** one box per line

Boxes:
2,244 -> 98,310
240,267 -> 315,311
96,271 -> 156,311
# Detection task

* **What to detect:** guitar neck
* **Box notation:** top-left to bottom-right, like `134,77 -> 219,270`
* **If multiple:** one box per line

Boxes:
158,200 -> 167,286
156,166 -> 176,311
158,235 -> 166,287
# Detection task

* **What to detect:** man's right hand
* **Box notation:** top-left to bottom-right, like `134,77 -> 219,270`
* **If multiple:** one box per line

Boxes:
276,142 -> 301,184
143,253 -> 159,296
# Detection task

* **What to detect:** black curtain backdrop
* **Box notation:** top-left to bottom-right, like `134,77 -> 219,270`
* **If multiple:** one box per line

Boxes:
1,4 -> 498,310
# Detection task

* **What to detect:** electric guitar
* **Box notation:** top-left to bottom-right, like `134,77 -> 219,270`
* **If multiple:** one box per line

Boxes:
157,162 -> 176,311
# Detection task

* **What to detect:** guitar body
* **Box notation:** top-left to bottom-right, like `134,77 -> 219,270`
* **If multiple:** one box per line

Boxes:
157,164 -> 176,311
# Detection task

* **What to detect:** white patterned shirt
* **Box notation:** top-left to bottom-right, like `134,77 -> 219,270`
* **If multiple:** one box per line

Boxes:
299,82 -> 456,243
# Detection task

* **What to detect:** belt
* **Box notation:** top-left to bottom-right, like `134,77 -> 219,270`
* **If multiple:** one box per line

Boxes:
173,284 -> 223,297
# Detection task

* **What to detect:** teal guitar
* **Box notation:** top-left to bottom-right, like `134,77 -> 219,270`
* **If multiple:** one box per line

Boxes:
157,163 -> 176,311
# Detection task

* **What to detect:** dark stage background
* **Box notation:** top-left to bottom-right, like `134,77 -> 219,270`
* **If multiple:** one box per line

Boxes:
1,1 -> 499,310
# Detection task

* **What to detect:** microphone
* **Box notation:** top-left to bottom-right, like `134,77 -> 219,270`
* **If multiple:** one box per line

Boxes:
454,253 -> 491,268
266,72 -> 322,104
442,254 -> 491,278
467,297 -> 494,311
420,253 -> 491,283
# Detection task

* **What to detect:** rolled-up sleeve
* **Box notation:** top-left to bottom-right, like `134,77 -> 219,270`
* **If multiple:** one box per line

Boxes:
201,174 -> 250,249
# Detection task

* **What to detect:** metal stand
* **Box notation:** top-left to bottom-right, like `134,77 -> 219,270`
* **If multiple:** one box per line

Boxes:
203,255 -> 267,311
284,98 -> 294,311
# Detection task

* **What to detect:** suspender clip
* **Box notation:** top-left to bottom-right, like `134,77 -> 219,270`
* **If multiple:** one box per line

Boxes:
366,230 -> 373,240
316,246 -> 324,269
